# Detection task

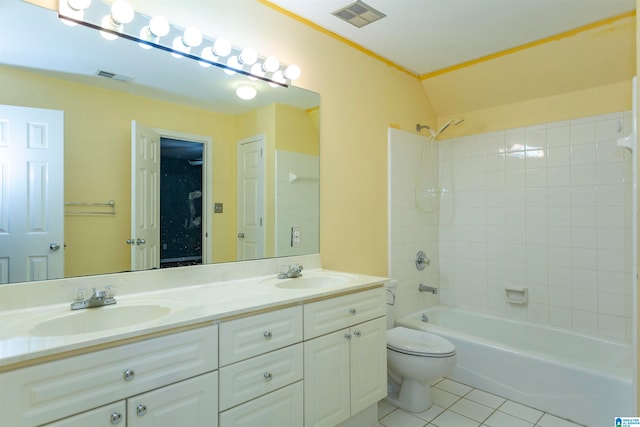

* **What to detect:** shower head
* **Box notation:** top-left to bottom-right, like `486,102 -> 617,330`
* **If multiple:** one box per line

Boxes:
416,117 -> 464,138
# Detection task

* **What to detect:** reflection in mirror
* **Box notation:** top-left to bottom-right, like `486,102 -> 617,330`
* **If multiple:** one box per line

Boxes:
0,1 -> 320,284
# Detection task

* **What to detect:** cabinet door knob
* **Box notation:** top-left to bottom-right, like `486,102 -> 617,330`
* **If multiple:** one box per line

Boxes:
110,412 -> 123,424
263,331 -> 272,339
353,330 -> 361,337
344,333 -> 352,340
263,372 -> 273,381
348,308 -> 357,315
136,404 -> 148,416
123,369 -> 136,381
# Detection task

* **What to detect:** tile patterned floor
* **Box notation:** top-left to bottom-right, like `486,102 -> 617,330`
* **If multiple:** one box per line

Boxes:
377,378 -> 586,427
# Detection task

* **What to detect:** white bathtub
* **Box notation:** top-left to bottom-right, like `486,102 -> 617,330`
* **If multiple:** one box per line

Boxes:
395,306 -> 633,427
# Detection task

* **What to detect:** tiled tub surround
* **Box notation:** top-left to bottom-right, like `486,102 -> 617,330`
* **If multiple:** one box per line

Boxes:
389,111 -> 634,341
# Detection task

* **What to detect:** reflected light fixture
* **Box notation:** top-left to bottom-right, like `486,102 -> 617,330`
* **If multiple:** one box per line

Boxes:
58,0 -> 302,87
236,84 -> 257,100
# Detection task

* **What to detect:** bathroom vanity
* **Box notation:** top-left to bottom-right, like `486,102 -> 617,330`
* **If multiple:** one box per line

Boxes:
0,256 -> 388,427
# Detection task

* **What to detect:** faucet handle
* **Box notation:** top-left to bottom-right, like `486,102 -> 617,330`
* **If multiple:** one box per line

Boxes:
73,288 -> 86,302
104,285 -> 116,298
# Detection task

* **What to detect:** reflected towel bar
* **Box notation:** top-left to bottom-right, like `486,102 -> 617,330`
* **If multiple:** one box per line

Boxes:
65,200 -> 116,215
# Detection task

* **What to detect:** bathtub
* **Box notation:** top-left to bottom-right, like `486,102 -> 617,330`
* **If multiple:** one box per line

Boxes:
395,306 -> 633,427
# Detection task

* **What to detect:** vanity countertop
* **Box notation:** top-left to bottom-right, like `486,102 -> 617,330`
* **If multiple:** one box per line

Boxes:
0,268 -> 388,370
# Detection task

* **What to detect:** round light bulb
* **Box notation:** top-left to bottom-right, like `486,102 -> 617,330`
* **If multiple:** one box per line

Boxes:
239,48 -> 257,65
262,56 -> 280,73
68,0 -> 91,11
269,70 -> 286,87
249,63 -> 265,80
224,56 -> 241,75
138,26 -> 156,49
213,38 -> 231,57
283,64 -> 301,81
100,15 -> 120,40
149,16 -> 169,37
183,27 -> 203,47
199,46 -> 217,68
236,85 -> 257,100
111,0 -> 134,25
171,36 -> 190,58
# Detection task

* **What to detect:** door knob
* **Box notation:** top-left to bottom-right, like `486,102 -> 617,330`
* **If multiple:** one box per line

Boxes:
136,238 -> 146,245
237,233 -> 245,239
49,242 -> 61,251
126,239 -> 135,245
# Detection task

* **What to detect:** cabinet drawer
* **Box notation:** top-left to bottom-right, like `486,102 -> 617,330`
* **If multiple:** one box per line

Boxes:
219,343 -> 303,410
304,288 -> 385,339
0,324 -> 218,427
219,305 -> 302,366
219,381 -> 303,427
44,401 -> 126,427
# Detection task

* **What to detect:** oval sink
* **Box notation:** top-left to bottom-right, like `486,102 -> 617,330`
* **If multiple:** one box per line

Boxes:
29,305 -> 172,336
261,273 -> 356,290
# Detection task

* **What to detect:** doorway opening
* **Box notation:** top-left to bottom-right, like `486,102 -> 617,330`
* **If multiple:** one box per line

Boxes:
160,138 -> 204,268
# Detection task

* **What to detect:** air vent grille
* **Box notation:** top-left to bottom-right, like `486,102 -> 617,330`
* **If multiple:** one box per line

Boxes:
95,70 -> 134,82
332,0 -> 386,28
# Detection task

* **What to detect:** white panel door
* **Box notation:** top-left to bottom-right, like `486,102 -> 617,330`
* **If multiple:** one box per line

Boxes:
128,372 -> 218,427
350,317 -> 388,414
304,329 -> 351,427
236,136 -> 265,261
0,104 -> 63,284
131,121 -> 160,270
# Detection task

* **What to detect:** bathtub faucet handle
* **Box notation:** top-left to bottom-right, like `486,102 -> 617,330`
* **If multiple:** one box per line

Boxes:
416,250 -> 430,270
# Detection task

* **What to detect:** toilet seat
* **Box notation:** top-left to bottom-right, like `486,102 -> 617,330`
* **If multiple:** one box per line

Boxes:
387,327 -> 456,358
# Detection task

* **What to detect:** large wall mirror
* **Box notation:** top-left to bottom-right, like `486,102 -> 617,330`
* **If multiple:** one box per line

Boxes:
0,0 -> 320,284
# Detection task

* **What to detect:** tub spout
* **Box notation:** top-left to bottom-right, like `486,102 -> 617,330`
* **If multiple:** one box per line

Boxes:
419,284 -> 438,294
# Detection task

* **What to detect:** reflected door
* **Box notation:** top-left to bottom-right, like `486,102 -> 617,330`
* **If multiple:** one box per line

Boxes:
236,136 -> 265,261
0,105 -> 64,283
131,120 -> 160,271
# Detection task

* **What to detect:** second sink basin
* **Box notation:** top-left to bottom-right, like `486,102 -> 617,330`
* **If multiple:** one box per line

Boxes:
29,304 -> 172,336
261,272 -> 356,290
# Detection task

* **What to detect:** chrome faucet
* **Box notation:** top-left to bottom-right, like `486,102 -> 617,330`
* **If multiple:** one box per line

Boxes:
418,284 -> 438,294
278,263 -> 303,279
71,286 -> 117,310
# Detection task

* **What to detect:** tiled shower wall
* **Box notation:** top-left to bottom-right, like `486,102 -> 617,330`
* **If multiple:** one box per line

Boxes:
389,111 -> 634,341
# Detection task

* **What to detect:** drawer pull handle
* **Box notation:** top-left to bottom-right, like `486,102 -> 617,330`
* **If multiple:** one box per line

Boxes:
263,331 -> 273,339
123,369 -> 136,381
353,330 -> 361,337
136,404 -> 148,416
264,372 -> 273,381
349,308 -> 357,315
110,412 -> 123,424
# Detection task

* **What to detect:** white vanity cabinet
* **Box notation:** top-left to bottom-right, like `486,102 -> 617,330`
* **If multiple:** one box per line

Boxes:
1,325 -> 218,427
303,288 -> 387,427
218,305 -> 304,427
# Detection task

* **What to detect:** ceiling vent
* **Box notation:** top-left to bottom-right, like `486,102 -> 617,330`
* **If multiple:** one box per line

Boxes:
95,70 -> 134,82
332,0 -> 386,28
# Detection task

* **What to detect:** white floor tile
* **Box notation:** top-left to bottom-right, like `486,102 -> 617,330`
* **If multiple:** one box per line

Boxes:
484,411 -> 534,427
434,379 -> 473,396
536,413 -> 585,427
380,409 -> 429,427
378,400 -> 397,419
465,389 -> 506,409
431,410 -> 482,427
431,388 -> 461,408
413,404 -> 446,422
498,401 -> 543,423
450,398 -> 495,422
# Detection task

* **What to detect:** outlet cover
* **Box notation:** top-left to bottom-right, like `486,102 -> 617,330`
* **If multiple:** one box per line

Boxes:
214,203 -> 223,213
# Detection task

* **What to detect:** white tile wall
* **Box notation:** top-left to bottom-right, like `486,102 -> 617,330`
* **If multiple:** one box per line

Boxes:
388,111 -> 633,341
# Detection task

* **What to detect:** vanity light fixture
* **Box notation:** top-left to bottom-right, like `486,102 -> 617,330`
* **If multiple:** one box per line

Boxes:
58,0 -> 302,87
236,84 -> 257,100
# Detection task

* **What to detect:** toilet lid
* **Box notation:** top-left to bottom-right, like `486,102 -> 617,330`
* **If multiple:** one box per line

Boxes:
387,327 -> 456,357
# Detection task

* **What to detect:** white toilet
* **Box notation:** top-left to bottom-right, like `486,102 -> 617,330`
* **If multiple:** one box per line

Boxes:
385,283 -> 457,413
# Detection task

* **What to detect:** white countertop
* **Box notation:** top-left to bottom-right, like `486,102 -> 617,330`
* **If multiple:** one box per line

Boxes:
0,264 -> 388,370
